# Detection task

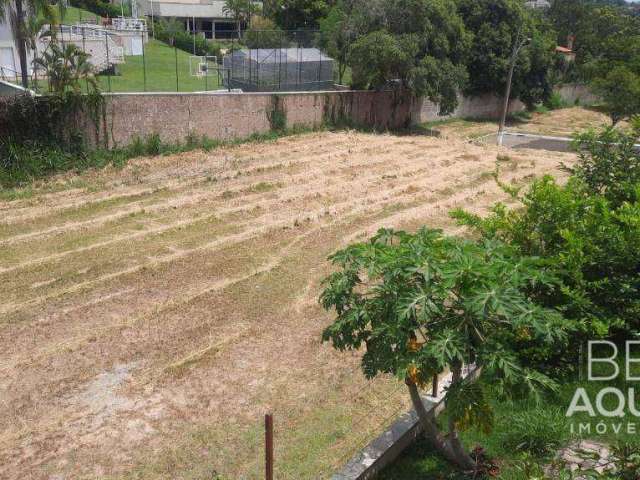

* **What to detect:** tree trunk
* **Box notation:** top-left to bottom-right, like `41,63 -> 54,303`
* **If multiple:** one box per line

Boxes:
447,365 -> 477,471
14,0 -> 29,88
406,379 -> 476,471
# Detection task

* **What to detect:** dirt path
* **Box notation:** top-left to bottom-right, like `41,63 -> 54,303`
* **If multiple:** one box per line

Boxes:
0,130 -> 576,479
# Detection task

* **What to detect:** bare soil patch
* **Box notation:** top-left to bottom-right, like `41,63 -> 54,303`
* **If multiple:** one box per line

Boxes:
0,129 -> 576,479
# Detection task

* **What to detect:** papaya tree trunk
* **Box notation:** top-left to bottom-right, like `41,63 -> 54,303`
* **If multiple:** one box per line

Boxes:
406,379 -> 476,471
447,365 -> 477,471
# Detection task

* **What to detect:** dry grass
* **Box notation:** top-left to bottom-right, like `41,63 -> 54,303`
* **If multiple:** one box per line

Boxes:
433,106 -> 619,140
0,127 -> 579,479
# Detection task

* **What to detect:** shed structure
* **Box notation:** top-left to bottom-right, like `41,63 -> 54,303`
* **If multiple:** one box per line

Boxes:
222,48 -> 335,92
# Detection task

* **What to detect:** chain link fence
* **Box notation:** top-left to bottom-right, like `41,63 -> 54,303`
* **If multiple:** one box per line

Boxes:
4,23 -> 344,95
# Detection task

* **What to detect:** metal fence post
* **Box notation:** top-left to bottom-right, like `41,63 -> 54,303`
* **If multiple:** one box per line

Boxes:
83,27 -> 89,93
142,30 -> 147,92
265,414 -> 274,480
174,44 -> 179,92
104,30 -> 112,92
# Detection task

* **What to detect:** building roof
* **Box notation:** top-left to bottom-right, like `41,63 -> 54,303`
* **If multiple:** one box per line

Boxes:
555,46 -> 574,54
231,48 -> 333,63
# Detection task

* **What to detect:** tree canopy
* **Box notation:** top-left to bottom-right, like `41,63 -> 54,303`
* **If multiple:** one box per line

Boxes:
321,227 -> 567,471
338,0 -> 471,115
458,0 -> 556,108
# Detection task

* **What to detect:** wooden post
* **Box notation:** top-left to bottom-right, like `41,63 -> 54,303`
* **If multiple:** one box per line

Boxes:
432,374 -> 438,397
265,413 -> 274,480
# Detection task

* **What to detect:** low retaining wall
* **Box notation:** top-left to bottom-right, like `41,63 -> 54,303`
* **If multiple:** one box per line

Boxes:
413,92 -> 526,123
101,90 -> 415,148
0,84 -> 596,149
100,85 -> 594,148
554,84 -> 599,106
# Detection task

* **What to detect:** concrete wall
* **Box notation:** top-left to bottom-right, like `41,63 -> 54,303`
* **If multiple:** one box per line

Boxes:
413,92 -> 526,123
101,90 -> 415,147
32,83 -> 596,149
554,84 -> 599,106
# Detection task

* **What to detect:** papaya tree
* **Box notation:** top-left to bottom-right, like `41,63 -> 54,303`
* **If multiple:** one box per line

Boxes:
320,228 -> 568,472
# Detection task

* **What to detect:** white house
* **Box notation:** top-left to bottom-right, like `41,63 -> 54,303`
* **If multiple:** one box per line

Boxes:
525,0 -> 551,9
0,4 -> 36,80
137,0 -> 262,39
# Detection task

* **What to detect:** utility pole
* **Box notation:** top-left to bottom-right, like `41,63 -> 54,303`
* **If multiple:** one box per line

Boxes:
497,28 -> 530,146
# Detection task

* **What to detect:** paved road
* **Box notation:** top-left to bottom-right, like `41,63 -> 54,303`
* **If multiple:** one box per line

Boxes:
482,132 -> 574,152
481,131 -> 640,153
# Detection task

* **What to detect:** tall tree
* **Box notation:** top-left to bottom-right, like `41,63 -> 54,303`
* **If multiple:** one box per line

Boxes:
318,2 -> 351,84
271,0 -> 332,30
592,66 -> 640,124
223,0 -> 261,38
0,0 -> 55,88
343,0 -> 470,115
458,0 -> 556,109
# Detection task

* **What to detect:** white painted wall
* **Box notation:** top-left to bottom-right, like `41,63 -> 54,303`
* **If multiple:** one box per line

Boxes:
0,4 -> 36,78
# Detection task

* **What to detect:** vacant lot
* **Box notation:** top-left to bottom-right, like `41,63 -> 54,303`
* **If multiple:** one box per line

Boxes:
0,129 -> 577,479
433,105 -> 616,140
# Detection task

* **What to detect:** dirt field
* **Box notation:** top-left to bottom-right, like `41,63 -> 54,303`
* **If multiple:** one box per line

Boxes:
0,126 -> 578,479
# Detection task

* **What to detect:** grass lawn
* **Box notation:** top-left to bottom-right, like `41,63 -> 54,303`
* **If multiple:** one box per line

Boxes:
97,39 -> 222,93
58,5 -> 100,24
379,360 -> 640,479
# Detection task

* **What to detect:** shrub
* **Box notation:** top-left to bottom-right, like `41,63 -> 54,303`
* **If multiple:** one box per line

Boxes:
571,126 -> 640,206
70,0 -> 126,18
591,66 -> 640,125
154,19 -> 222,58
543,91 -> 567,111
452,127 -> 640,375
243,16 -> 285,49
498,407 -> 569,456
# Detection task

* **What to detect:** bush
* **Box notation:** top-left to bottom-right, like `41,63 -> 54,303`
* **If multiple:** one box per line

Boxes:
70,0 -> 126,18
243,16 -> 285,49
498,407 -> 569,456
154,19 -> 223,58
543,91 -> 567,110
591,66 -> 640,125
452,127 -> 640,375
572,126 -> 640,206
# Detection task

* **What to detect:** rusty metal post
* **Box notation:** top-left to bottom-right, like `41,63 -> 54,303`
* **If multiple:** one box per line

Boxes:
265,413 -> 274,480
